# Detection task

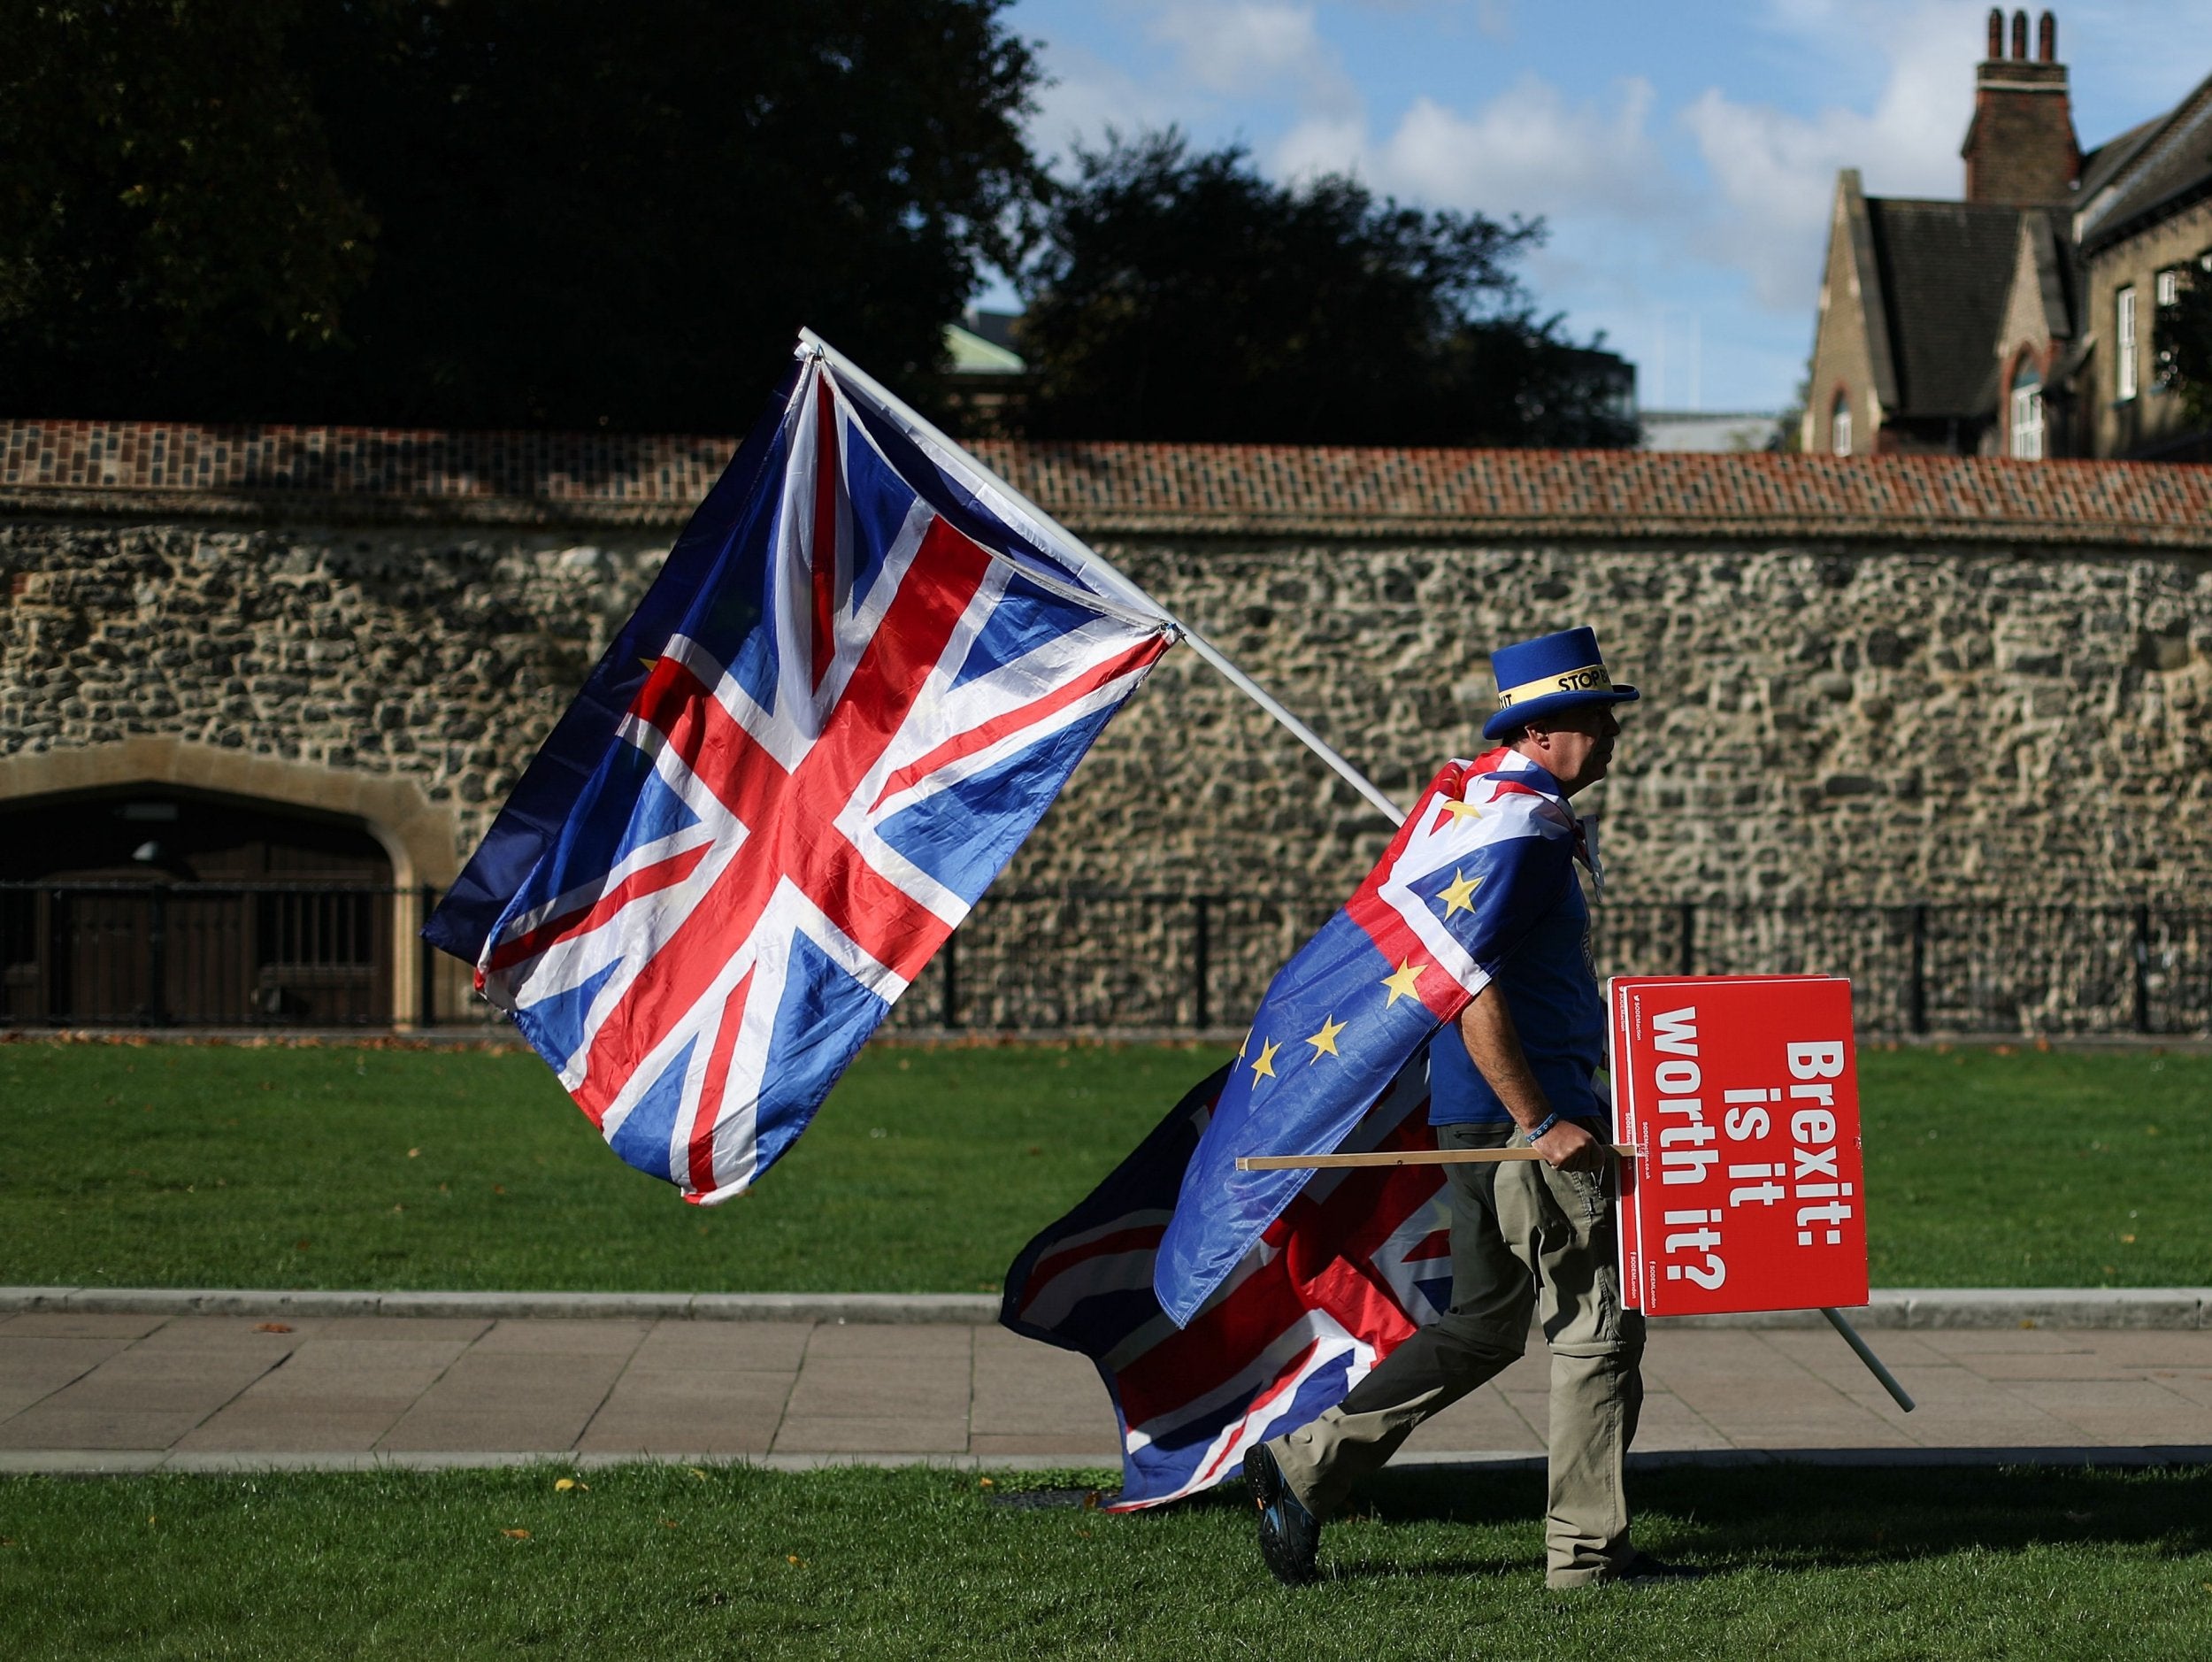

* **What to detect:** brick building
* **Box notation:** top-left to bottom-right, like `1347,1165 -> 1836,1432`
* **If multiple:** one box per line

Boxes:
1805,9 -> 2212,460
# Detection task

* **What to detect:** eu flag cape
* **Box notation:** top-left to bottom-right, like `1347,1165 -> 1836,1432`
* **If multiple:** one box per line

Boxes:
1153,748 -> 1592,1323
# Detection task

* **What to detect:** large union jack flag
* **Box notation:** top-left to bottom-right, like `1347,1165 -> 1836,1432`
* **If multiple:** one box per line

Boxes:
1002,1055 -> 1451,1510
425,343 -> 1175,1201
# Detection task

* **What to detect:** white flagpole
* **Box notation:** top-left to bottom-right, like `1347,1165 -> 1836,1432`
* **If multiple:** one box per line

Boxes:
798,330 -> 1909,1412
796,329 -> 1405,825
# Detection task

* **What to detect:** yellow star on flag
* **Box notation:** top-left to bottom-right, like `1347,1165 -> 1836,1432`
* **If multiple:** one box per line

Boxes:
1380,960 -> 1426,1007
1437,796 -> 1485,827
1303,1014 -> 1347,1063
1249,1037 -> 1280,1081
1437,869 -> 1482,918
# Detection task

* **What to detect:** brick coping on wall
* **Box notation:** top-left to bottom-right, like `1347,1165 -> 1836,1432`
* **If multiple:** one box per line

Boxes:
5,419 -> 2212,547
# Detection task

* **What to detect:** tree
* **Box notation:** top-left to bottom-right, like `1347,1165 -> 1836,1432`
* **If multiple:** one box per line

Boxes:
2154,273 -> 2212,435
0,0 -> 1044,428
1776,377 -> 1812,453
0,1 -> 375,418
1013,131 -> 1637,447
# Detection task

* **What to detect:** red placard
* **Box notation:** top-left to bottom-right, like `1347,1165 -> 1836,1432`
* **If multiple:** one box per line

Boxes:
1610,976 -> 1868,1318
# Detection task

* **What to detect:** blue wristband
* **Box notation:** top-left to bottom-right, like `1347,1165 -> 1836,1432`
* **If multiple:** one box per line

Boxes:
1527,1112 -> 1561,1143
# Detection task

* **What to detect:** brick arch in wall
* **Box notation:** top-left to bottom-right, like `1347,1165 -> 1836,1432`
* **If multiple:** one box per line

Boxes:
0,738 -> 459,885
0,738 -> 462,1027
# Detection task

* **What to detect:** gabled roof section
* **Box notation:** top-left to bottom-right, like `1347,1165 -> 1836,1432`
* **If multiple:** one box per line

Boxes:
2075,71 -> 2212,252
2076,113 -> 2163,201
1836,170 -> 1899,412
1978,211 -> 2077,411
2026,210 -> 2075,339
1863,198 -> 2024,418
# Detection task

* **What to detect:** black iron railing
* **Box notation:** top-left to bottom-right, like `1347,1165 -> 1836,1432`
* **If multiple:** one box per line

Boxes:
0,881 -> 398,1027
885,893 -> 2212,1039
4,881 -> 2206,1036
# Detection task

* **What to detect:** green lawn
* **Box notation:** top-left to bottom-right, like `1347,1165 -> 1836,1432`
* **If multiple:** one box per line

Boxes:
1863,1044 -> 2209,1288
0,1037 -> 2204,1291
1,1463 -> 2208,1659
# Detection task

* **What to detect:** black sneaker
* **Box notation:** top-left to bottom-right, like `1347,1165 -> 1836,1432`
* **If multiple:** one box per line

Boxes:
1243,1442 -> 1321,1584
1606,1551 -> 1706,1587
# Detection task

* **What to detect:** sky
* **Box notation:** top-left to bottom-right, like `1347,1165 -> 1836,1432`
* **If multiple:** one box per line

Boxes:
982,1 -> 2212,412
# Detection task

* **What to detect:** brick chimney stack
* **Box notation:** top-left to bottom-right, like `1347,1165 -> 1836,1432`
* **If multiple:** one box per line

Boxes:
1962,9 -> 2080,205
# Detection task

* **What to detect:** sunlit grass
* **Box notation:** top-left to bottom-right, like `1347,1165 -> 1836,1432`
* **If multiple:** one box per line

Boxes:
0,1462 -> 2207,1659
0,1037 -> 2203,1291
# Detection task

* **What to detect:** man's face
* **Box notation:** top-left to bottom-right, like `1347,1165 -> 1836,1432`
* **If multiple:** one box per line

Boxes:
1520,703 -> 1621,796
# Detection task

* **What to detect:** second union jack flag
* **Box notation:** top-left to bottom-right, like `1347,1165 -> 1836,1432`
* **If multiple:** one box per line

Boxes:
425,344 -> 1175,1201
1002,1055 -> 1452,1510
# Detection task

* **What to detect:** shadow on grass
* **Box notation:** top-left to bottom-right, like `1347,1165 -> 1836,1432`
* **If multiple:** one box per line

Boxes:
1316,1462 -> 2212,1579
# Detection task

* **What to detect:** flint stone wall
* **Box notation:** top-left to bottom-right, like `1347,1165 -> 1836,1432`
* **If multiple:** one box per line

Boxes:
0,519 -> 666,828
4,428 -> 2211,935
1066,533 -> 2212,905
4,515 -> 2208,913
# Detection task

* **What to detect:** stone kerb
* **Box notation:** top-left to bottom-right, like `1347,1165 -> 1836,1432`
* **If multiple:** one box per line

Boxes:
5,1285 -> 2208,1328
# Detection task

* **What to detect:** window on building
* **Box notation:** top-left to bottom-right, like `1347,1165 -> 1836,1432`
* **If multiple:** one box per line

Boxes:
2117,286 -> 2139,401
2009,360 -> 2044,459
1831,392 -> 1852,457
2155,268 -> 2184,389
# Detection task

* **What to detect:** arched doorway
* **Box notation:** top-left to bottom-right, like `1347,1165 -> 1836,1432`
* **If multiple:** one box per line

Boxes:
0,786 -> 396,1026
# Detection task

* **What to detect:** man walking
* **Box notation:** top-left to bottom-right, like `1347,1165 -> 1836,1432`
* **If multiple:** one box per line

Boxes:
1245,626 -> 1699,1589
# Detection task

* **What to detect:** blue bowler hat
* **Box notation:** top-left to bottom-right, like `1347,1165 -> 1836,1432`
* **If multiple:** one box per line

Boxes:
1482,626 -> 1640,739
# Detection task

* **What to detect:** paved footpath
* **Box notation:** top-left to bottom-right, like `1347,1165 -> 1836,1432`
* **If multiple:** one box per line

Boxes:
4,1293 -> 2211,1475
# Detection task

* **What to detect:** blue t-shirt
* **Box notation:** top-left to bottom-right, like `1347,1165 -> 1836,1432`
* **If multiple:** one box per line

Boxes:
1428,873 -> 1606,1127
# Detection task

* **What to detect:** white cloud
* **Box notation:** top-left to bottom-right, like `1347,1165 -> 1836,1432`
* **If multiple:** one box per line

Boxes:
1147,3 -> 1351,107
1275,73 -> 1677,224
1014,0 -> 2212,397
1672,0 -> 2212,311
1678,1 -> 1990,308
1024,42 -> 1183,168
1024,1 -> 1357,166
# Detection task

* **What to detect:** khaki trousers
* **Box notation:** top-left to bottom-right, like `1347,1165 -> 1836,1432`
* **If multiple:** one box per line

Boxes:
1266,1120 -> 1646,1588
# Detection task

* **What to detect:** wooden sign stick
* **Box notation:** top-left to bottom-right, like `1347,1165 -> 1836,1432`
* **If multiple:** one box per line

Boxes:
1236,1145 -> 1637,1171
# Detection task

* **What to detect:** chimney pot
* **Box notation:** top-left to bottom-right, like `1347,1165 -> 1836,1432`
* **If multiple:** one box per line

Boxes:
1964,7 -> 2079,204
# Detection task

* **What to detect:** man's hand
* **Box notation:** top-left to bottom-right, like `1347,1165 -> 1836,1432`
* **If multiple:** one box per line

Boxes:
1459,988 -> 1609,1173
1532,1117 -> 1606,1173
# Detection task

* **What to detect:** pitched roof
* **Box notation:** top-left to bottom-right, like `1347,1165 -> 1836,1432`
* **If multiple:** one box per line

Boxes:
2075,72 -> 2212,252
1978,211 -> 2078,408
2075,112 -> 2164,202
6,419 -> 2212,549
943,323 -> 1025,374
1862,198 -> 2024,418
